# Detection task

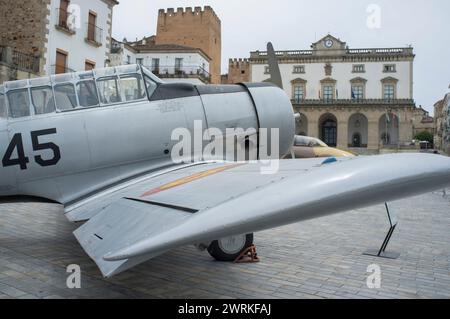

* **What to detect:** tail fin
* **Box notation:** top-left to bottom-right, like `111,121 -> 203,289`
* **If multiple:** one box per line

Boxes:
267,42 -> 283,89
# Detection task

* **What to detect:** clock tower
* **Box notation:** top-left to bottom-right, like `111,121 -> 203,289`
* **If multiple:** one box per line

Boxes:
311,34 -> 347,56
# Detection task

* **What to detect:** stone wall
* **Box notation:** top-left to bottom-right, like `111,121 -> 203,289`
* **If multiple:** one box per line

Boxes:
155,6 -> 221,84
0,0 -> 50,59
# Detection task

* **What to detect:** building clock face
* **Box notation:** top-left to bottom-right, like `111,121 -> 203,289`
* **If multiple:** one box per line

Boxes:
324,39 -> 333,48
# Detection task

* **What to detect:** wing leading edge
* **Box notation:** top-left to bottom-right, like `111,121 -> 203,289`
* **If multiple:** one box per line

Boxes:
72,154 -> 450,277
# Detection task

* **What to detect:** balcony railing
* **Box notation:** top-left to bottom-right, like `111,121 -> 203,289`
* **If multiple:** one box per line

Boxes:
55,8 -> 76,34
291,98 -> 415,106
50,64 -> 76,75
148,65 -> 211,83
85,23 -> 103,46
250,47 -> 414,59
0,46 -> 40,73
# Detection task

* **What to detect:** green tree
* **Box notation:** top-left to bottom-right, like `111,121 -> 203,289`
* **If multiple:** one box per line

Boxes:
414,131 -> 434,144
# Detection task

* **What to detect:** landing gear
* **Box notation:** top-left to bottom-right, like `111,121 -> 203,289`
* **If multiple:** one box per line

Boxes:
207,233 -> 254,261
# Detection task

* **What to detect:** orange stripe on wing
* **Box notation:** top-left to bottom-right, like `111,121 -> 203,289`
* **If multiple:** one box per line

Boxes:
140,163 -> 244,198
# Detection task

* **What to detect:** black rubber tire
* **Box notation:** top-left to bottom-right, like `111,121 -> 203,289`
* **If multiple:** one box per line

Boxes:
207,233 -> 254,261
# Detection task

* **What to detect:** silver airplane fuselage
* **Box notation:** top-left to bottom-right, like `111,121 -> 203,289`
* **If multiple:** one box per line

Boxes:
0,65 -> 295,205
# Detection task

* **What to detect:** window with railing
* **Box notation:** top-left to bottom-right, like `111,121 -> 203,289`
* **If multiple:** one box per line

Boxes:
86,11 -> 102,45
56,0 -> 75,34
175,58 -> 183,74
151,58 -> 160,74
54,50 -> 68,74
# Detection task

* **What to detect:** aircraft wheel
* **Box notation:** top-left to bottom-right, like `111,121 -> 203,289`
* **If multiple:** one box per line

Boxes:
207,233 -> 254,261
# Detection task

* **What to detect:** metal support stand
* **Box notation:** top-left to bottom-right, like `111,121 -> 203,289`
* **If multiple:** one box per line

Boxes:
363,202 -> 400,259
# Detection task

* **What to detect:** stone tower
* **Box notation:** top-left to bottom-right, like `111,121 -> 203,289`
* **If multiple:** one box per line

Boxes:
226,58 -> 251,84
155,6 -> 222,84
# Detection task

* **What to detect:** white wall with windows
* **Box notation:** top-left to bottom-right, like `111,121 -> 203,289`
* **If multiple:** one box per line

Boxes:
45,0 -> 113,74
252,61 -> 412,100
124,52 -> 210,75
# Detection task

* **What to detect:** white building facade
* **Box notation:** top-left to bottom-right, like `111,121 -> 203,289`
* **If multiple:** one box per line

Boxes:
45,0 -> 117,74
249,35 -> 416,151
109,37 -> 211,85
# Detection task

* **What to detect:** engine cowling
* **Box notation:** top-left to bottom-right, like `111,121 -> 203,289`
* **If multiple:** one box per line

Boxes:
195,82 -> 295,160
240,83 -> 295,159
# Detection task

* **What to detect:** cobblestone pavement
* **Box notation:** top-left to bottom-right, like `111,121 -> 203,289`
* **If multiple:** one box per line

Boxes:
0,189 -> 449,299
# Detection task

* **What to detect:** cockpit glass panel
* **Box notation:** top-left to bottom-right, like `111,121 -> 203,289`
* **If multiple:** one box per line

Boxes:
144,75 -> 157,98
0,93 -> 6,119
7,89 -> 31,118
97,76 -> 122,104
54,83 -> 77,111
116,64 -> 140,75
120,74 -> 146,102
31,86 -> 56,115
77,80 -> 99,107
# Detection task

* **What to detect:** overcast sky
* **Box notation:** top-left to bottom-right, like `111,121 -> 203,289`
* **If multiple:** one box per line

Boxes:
113,0 -> 450,113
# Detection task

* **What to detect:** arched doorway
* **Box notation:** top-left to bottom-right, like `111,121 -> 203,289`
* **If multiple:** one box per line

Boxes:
319,113 -> 337,146
348,113 -> 368,148
296,113 -> 308,136
379,113 -> 399,145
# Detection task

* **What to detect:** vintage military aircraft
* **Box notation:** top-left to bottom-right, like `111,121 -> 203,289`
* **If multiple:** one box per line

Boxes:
1,52 -> 450,277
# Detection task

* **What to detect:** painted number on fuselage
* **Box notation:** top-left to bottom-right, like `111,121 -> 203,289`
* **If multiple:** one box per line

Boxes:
2,129 -> 61,170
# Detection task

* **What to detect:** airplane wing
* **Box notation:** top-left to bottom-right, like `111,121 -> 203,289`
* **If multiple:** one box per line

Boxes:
69,154 -> 450,277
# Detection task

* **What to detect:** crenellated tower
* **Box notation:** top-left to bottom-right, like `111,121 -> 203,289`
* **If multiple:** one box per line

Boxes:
226,58 -> 251,84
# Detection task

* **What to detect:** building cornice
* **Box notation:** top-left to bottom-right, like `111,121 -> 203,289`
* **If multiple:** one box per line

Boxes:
249,47 -> 414,64
101,0 -> 119,7
291,98 -> 415,107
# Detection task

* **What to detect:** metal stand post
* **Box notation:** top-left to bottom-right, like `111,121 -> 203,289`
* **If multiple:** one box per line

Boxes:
363,202 -> 400,259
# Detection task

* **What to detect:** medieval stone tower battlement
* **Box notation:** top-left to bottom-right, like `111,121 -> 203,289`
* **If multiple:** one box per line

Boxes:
226,58 -> 251,84
155,6 -> 222,84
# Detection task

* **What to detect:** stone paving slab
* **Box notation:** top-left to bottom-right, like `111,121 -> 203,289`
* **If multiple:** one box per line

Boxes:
0,189 -> 449,299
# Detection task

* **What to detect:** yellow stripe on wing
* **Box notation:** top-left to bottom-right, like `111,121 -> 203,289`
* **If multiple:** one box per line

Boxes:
140,163 -> 244,198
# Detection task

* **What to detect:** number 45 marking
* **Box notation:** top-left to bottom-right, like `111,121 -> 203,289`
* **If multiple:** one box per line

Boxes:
2,128 -> 61,170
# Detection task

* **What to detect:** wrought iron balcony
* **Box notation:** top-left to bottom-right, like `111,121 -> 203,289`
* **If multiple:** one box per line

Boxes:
55,8 -> 76,34
85,23 -> 103,47
148,65 -> 211,83
0,45 -> 40,73
50,64 -> 76,75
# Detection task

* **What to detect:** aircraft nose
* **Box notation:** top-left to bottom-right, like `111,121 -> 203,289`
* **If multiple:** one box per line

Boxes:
242,83 -> 295,157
